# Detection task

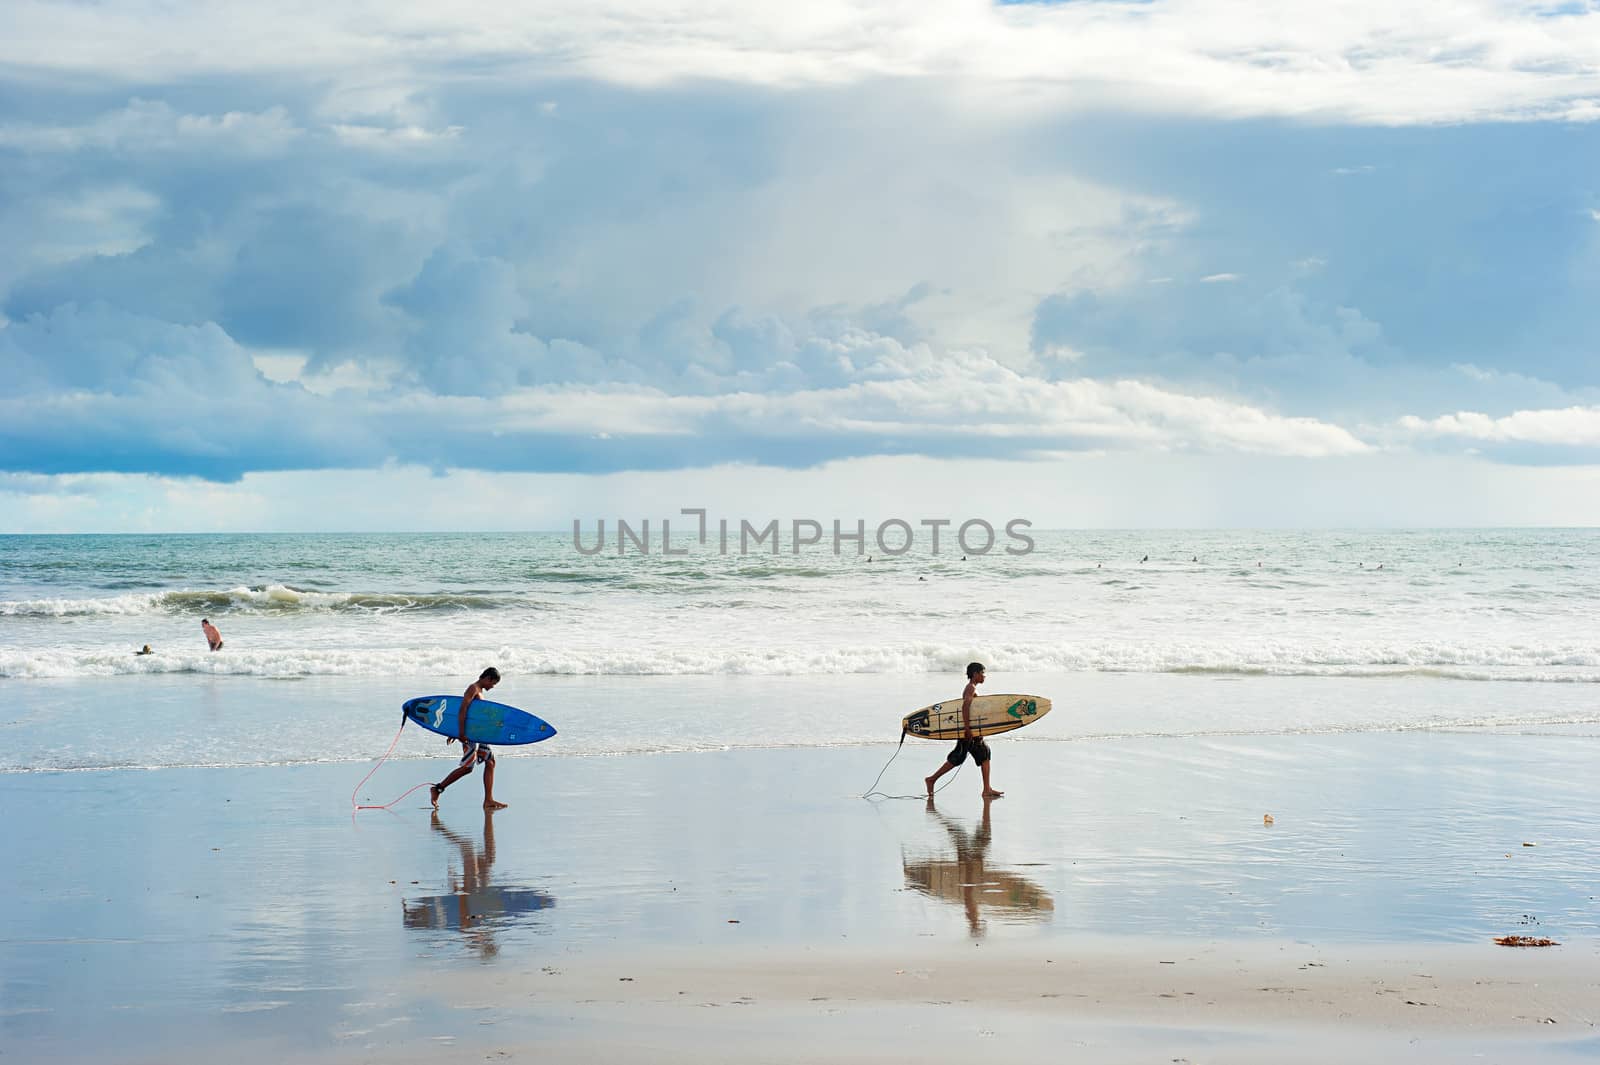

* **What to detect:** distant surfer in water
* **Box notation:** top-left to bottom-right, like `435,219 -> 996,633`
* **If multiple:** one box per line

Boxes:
200,618 -> 223,652
431,668 -> 508,810
925,662 -> 1002,799
134,644 -> 153,656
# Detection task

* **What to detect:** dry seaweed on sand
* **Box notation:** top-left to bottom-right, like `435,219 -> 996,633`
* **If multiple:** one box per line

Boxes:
1493,935 -> 1558,947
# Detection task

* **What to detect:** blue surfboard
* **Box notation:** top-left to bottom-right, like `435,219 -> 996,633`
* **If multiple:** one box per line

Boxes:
402,695 -> 556,746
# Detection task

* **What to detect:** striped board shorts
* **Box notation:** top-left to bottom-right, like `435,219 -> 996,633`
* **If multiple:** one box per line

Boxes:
458,741 -> 495,767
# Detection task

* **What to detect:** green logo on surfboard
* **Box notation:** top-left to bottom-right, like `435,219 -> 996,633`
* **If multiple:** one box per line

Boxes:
1006,699 -> 1037,719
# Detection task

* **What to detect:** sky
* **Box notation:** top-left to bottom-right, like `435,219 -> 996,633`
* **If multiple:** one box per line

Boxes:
2,0 -> 1599,531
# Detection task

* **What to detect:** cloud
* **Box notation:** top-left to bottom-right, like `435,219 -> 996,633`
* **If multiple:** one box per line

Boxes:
3,7 -> 1598,505
0,297 -> 1366,479
330,123 -> 463,149
0,99 -> 302,155
4,1 -> 1600,125
486,360 -> 1371,458
1024,114 -> 1600,410
0,302 -> 385,478
1399,406 -> 1600,447
2,79 -> 1185,386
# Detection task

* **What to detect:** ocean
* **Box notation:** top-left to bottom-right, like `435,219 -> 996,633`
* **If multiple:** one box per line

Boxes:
2,528 -> 1598,772
5,527 -> 1600,1058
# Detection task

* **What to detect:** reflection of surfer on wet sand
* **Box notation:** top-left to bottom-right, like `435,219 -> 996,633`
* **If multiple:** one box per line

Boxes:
903,795 -> 1052,938
441,809 -> 501,958
402,809 -> 554,959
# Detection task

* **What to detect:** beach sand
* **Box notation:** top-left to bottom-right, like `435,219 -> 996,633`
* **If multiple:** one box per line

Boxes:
4,728 -> 1599,1063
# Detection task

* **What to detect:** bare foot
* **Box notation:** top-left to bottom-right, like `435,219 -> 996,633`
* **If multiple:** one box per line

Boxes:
982,789 -> 1004,799
925,776 -> 937,796
483,800 -> 508,810
429,784 -> 442,808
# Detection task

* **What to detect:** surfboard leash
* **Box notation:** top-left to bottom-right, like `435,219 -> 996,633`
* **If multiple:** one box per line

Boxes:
861,728 -> 962,801
350,715 -> 436,811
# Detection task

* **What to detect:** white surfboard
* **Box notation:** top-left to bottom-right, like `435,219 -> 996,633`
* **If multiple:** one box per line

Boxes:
901,693 -> 1052,740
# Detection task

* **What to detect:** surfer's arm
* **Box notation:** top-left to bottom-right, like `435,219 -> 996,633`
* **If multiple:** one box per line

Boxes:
455,685 -> 477,744
961,685 -> 975,739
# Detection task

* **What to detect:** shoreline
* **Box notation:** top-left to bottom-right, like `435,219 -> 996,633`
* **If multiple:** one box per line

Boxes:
6,669 -> 1600,775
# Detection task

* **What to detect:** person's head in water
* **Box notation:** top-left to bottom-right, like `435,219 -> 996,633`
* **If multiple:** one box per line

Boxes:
136,644 -> 152,655
967,661 -> 986,683
478,667 -> 501,690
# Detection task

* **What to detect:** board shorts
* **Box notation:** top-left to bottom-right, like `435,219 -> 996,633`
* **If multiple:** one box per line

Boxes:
946,736 -> 991,766
458,741 -> 495,768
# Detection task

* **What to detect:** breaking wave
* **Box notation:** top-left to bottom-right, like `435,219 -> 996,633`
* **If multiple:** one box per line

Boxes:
0,586 -> 525,617
4,642 -> 1600,681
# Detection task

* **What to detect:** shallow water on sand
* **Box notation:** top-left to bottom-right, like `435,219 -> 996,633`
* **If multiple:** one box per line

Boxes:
6,669 -> 1600,772
2,725 -> 1598,1061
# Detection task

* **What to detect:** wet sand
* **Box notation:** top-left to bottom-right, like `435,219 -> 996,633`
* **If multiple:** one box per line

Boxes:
3,734 -> 1599,1062
376,937 -> 1599,1065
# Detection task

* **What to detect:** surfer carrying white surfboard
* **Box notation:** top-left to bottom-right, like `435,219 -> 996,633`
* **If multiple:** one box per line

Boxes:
430,668 -> 509,810
925,662 -> 1003,799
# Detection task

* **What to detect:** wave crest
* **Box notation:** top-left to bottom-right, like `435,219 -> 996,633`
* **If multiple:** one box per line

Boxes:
0,586 -> 521,617
4,642 -> 1600,681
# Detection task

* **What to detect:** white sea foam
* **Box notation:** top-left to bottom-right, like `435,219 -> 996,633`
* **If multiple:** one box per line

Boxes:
6,530 -> 1600,770
4,642 -> 1600,680
0,592 -> 170,617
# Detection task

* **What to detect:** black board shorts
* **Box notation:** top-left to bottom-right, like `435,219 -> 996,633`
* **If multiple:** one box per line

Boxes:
947,737 -> 991,766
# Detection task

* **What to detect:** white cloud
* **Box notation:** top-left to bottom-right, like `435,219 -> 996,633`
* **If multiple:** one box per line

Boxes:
1199,272 -> 1241,283
0,99 -> 302,155
8,185 -> 161,268
251,350 -> 399,394
4,1 -> 1599,125
476,351 -> 1373,458
330,123 -> 464,148
0,298 -> 1370,478
1398,405 -> 1600,446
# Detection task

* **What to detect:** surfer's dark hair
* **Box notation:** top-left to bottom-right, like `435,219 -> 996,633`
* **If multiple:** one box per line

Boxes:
966,661 -> 985,678
480,667 -> 501,682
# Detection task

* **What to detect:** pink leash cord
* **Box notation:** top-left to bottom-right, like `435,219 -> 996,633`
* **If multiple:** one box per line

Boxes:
351,718 -> 434,810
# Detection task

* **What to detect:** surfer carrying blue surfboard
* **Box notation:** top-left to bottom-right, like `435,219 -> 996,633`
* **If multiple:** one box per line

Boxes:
925,663 -> 1003,799
430,668 -> 509,810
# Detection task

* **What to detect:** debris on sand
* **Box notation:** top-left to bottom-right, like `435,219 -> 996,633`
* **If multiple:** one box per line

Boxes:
1493,936 -> 1558,947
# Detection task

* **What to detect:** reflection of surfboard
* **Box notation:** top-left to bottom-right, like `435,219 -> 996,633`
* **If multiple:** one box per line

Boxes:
902,859 -> 1054,916
403,886 -> 556,931
901,694 -> 1051,740
403,695 -> 556,746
